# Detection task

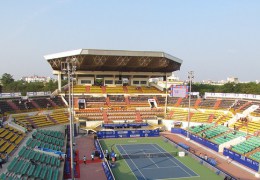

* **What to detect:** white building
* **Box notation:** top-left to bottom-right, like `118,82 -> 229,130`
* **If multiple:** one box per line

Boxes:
227,77 -> 239,83
22,75 -> 52,83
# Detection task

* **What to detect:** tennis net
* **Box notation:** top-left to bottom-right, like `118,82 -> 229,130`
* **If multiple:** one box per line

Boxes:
118,151 -> 178,159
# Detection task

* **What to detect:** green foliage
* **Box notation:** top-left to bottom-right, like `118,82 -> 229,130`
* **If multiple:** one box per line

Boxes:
0,73 -> 14,85
1,73 -> 59,94
192,82 -> 260,95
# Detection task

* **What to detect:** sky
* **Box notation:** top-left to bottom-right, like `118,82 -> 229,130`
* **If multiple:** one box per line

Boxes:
0,0 -> 259,82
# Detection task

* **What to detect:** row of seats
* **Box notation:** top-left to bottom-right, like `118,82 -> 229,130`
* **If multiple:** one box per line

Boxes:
12,111 -> 69,129
200,125 -> 229,139
0,125 -> 25,155
5,156 -> 59,180
32,131 -> 64,147
250,152 -> 260,162
232,136 -> 260,154
19,147 -> 61,167
213,131 -> 246,145
72,85 -> 163,94
189,124 -> 214,134
0,96 -> 66,113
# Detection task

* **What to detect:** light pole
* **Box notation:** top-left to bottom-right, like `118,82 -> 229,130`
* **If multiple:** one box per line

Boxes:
62,57 -> 76,180
186,71 -> 194,140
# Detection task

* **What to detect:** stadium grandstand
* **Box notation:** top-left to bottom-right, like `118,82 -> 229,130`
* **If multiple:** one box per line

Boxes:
0,49 -> 259,180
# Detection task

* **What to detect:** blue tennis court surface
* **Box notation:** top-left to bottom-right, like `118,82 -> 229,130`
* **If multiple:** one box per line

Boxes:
116,144 -> 199,180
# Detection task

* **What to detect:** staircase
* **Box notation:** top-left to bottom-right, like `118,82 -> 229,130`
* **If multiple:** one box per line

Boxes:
125,96 -> 130,106
175,98 -> 183,107
30,100 -> 41,110
246,147 -> 260,157
106,97 -> 111,107
167,111 -> 174,119
135,112 -> 142,122
187,112 -> 194,121
194,98 -> 201,109
123,86 -> 128,93
102,111 -> 109,123
101,86 -> 106,94
26,117 -> 38,128
74,97 -> 78,109
86,86 -> 90,93
214,99 -> 222,109
7,100 -> 19,111
46,114 -> 58,124
238,101 -> 252,111
216,115 -> 226,124
47,98 -> 58,107
207,114 -> 215,123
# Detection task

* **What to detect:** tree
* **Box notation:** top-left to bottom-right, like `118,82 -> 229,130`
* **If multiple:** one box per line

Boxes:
0,73 -> 14,86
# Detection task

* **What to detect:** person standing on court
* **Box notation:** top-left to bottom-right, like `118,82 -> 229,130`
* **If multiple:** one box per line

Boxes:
83,155 -> 86,164
91,153 -> 94,161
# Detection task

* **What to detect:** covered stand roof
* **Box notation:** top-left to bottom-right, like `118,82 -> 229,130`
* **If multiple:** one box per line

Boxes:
44,49 -> 183,73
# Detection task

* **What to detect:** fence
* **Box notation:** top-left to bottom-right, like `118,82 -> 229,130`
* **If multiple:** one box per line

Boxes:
96,139 -> 115,180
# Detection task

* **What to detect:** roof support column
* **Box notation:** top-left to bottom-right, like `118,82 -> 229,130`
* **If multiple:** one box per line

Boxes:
58,72 -> 62,91
164,74 -> 168,118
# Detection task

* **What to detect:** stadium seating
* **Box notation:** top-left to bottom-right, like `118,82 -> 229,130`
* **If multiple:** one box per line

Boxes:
213,131 -> 246,145
105,86 -> 125,93
250,151 -> 260,162
200,125 -> 229,139
3,129 -> 63,180
0,100 -> 14,113
238,121 -> 260,134
188,123 -> 214,134
73,85 -> 87,93
231,136 -> 260,155
0,125 -> 25,157
141,86 -> 162,93
199,99 -> 217,109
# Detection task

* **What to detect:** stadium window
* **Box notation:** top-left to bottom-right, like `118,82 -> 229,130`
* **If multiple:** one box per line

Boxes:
115,80 -> 122,85
133,81 -> 139,85
105,80 -> 114,84
140,81 -> 147,85
81,80 -> 91,84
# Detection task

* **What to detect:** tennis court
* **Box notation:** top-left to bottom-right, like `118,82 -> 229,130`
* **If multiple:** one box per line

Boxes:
116,144 -> 199,180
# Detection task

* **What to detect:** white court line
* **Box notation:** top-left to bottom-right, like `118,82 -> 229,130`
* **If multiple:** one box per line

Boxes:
143,166 -> 179,170
115,145 -> 138,180
155,175 -> 201,180
147,157 -> 160,168
119,145 -> 147,180
151,144 -> 197,177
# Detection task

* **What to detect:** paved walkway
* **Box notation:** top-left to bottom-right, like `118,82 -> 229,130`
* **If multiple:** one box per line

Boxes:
75,134 -> 106,180
162,132 -> 259,180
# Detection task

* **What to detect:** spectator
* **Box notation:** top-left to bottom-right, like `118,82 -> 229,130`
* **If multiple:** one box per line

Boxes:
106,153 -> 110,160
204,155 -> 208,161
91,153 -> 94,161
83,155 -> 86,164
5,152 -> 9,162
59,154 -> 64,161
